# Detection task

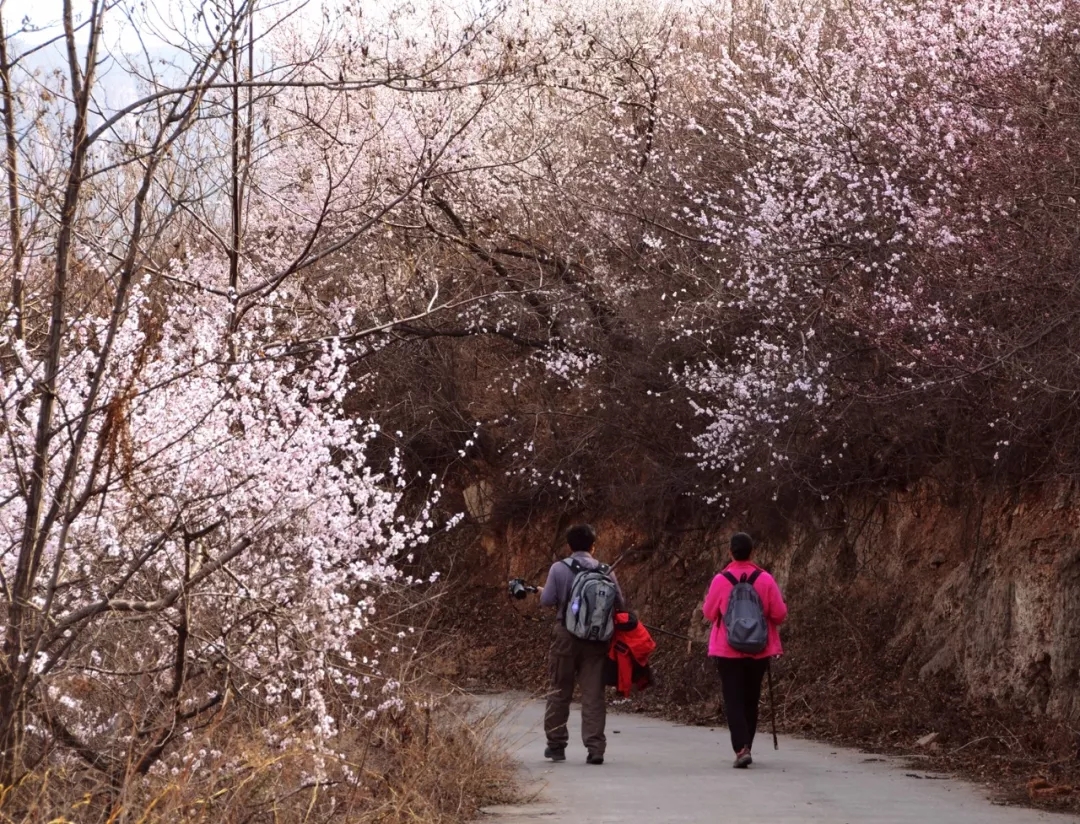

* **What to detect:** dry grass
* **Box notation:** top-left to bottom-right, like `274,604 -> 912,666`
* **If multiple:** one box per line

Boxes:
0,691 -> 518,824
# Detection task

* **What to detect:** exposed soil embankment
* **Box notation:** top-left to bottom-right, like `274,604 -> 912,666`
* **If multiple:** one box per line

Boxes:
428,480 -> 1080,811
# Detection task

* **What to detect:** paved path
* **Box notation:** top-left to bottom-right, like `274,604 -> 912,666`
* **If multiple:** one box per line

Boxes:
478,695 -> 1080,824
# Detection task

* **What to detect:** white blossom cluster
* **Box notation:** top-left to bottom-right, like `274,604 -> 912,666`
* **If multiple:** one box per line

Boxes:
0,267 -> 441,772
658,0 -> 1072,497
535,348 -> 602,383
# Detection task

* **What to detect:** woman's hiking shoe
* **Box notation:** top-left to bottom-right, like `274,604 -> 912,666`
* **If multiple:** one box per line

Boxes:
544,746 -> 566,762
586,754 -> 604,765
733,748 -> 753,768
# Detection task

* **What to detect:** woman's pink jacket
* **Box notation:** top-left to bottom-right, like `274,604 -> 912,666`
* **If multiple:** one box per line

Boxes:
702,560 -> 788,659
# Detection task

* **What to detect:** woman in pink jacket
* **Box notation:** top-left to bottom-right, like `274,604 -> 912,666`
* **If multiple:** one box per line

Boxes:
702,532 -> 788,768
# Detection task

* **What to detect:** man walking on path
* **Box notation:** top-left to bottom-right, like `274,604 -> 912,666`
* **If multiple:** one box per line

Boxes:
540,524 -> 624,765
702,532 -> 788,768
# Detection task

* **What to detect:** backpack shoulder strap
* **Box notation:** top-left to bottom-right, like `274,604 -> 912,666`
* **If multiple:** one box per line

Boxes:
721,570 -> 739,587
747,568 -> 763,585
596,563 -> 611,576
563,558 -> 584,574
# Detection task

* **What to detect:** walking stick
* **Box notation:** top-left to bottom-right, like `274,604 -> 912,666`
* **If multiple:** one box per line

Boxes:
767,658 -> 778,750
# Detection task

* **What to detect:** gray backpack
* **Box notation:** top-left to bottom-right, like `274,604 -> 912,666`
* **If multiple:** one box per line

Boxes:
563,559 -> 618,642
722,569 -> 769,653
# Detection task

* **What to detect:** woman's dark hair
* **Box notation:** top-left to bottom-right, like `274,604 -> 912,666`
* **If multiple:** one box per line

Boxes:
566,524 -> 597,553
730,532 -> 754,561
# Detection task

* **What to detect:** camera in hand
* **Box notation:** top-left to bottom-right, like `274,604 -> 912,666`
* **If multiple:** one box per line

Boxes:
508,578 -> 538,600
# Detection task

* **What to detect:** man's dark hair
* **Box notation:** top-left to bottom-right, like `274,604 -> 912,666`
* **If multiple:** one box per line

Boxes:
566,524 -> 597,553
730,532 -> 754,561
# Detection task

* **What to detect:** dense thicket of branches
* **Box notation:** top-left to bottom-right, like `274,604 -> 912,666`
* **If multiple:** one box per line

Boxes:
354,0 -> 1080,524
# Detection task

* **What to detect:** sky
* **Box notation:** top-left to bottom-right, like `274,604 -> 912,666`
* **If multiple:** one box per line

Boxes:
1,0 -> 315,63
0,0 -> 504,111
0,0 -> 313,111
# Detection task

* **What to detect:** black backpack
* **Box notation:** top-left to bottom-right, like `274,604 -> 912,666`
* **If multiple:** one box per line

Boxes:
563,559 -> 618,642
721,568 -> 769,653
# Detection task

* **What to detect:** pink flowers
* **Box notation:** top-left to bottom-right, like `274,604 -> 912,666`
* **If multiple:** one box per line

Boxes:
662,0 -> 1080,497
1,272 -> 439,764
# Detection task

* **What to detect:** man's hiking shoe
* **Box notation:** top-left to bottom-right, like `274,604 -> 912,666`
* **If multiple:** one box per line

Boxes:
544,746 -> 566,762
586,754 -> 604,765
733,748 -> 753,769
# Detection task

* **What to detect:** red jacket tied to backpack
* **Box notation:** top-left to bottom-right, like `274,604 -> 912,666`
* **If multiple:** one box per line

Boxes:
605,612 -> 656,696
